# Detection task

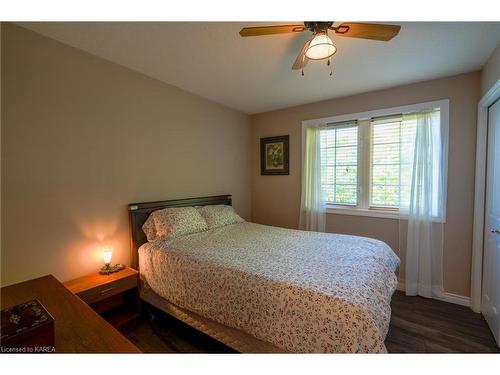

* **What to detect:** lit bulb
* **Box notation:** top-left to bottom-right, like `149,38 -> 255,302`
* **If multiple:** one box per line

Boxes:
305,32 -> 336,60
102,247 -> 113,266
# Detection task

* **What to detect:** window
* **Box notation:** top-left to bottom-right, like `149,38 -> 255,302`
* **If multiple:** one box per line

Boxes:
369,115 -> 416,209
320,123 -> 358,205
303,100 -> 448,221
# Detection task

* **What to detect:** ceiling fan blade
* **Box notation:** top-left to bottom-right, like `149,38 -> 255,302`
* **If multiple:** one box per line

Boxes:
239,24 -> 306,37
292,40 -> 310,70
334,22 -> 401,41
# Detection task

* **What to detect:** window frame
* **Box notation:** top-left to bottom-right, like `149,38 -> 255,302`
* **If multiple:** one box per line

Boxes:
301,99 -> 449,222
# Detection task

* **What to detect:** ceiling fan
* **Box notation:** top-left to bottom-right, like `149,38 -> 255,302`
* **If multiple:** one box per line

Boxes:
239,22 -> 401,76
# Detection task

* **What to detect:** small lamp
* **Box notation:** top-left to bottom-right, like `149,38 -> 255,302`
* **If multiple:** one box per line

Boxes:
99,246 -> 125,275
103,247 -> 113,266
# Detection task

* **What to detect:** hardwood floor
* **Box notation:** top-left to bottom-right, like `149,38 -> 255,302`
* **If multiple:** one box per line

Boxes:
126,291 -> 499,353
386,291 -> 499,353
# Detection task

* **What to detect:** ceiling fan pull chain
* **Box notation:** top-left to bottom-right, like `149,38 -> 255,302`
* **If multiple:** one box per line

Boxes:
328,57 -> 333,76
301,69 -> 304,76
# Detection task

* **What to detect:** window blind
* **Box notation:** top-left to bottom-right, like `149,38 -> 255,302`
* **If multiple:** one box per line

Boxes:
369,114 -> 418,208
320,122 -> 358,205
371,117 -> 402,207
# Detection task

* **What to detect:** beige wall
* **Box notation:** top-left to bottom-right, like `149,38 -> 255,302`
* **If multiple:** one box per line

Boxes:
1,23 -> 251,286
481,43 -> 500,97
251,71 -> 481,297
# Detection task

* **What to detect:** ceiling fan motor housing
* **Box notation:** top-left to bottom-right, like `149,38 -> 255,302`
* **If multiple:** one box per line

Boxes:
304,22 -> 334,33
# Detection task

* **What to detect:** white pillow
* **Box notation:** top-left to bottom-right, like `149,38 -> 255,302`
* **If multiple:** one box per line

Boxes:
142,206 -> 208,241
197,205 -> 244,229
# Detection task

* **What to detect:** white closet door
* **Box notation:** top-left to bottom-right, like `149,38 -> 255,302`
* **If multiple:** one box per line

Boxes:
482,98 -> 500,347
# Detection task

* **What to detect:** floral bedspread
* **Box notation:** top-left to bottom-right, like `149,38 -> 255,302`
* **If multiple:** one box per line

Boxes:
139,222 -> 399,353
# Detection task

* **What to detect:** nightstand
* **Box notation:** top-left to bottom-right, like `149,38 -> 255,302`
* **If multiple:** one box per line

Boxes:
64,267 -> 140,333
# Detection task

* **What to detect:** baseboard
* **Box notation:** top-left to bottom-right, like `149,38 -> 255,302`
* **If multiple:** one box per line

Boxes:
396,280 -> 471,307
434,291 -> 471,307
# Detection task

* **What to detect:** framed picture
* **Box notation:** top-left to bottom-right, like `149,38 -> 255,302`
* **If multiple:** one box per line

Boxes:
260,135 -> 289,175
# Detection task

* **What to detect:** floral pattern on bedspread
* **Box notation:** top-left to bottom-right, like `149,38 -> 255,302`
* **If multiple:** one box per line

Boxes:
139,222 -> 399,353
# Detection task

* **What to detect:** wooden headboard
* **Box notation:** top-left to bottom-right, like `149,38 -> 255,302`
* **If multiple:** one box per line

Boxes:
128,195 -> 232,269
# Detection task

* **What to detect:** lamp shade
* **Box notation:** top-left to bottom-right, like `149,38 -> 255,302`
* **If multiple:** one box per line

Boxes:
305,32 -> 336,60
102,247 -> 113,265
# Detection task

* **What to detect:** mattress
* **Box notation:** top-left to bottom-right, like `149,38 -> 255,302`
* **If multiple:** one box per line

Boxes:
139,222 -> 400,353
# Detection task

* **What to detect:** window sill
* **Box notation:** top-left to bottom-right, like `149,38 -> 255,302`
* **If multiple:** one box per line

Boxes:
326,205 -> 446,223
326,206 -> 399,220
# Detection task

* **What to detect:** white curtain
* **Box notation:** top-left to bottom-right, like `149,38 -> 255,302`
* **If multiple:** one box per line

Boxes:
400,110 -> 445,298
299,126 -> 326,232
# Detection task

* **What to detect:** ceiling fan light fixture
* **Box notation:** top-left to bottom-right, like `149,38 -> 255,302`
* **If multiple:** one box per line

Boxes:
305,31 -> 336,60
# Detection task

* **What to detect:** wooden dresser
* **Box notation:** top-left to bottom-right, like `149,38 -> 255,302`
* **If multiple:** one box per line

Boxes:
0,275 -> 140,353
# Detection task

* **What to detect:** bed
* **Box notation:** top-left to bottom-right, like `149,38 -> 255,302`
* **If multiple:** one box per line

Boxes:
128,195 -> 399,353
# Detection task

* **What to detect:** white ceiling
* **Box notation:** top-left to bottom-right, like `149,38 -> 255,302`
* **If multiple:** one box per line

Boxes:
19,22 -> 500,114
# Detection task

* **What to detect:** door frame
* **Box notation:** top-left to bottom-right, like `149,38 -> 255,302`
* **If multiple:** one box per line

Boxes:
471,78 -> 500,313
